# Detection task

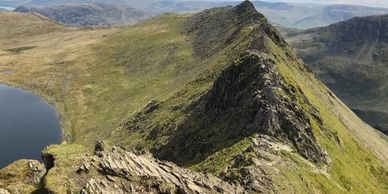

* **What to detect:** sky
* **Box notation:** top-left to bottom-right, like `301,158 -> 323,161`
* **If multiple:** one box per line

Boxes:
259,0 -> 388,8
2,0 -> 388,9
197,0 -> 388,8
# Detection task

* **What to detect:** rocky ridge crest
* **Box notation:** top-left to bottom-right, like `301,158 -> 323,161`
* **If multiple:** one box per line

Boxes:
156,1 -> 327,166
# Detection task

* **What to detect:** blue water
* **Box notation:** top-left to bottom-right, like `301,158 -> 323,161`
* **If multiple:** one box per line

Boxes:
0,85 -> 61,168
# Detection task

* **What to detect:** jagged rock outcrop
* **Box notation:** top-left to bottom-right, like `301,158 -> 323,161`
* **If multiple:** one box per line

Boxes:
185,0 -> 266,58
158,50 -> 327,166
205,52 -> 327,163
79,138 -> 296,194
79,141 -> 244,193
223,135 -> 297,193
1,142 -> 247,193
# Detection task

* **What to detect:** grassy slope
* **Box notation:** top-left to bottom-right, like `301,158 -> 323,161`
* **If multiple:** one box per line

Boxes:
74,13 -> 199,144
0,12 -> 121,142
0,12 -> 66,39
0,11 -> 223,146
0,9 -> 387,193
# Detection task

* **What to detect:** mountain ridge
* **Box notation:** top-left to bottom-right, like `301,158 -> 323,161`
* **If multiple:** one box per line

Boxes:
152,1 -> 327,165
0,1 -> 387,193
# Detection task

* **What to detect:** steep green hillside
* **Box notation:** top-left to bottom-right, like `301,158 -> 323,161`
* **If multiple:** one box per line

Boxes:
0,1 -> 387,193
284,14 -> 388,135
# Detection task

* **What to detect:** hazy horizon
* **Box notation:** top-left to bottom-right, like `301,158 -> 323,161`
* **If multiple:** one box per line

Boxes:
255,0 -> 388,8
168,0 -> 388,8
2,0 -> 388,8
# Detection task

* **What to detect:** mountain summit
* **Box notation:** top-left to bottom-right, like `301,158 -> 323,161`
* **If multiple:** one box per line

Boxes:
0,1 -> 388,193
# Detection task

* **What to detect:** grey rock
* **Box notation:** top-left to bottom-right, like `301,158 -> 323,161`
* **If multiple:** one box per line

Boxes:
27,161 -> 46,185
0,189 -> 10,194
81,141 -> 245,193
95,140 -> 105,156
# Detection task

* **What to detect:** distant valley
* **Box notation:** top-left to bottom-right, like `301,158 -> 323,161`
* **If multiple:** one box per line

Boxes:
255,3 -> 388,29
284,14 -> 388,135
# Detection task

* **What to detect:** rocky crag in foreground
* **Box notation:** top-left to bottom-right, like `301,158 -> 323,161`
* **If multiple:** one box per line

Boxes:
1,1 -> 388,193
77,141 -> 244,193
0,137 -> 304,193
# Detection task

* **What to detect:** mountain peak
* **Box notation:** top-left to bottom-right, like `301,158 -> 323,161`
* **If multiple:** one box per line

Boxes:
235,0 -> 263,20
185,0 -> 273,58
236,0 -> 256,11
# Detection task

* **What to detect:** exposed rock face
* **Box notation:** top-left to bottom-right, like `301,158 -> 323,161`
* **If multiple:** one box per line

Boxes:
224,135 -> 296,193
78,139 -> 295,193
0,189 -> 10,194
94,139 -> 105,153
158,50 -> 327,165
1,142 -> 248,193
79,142 -> 244,193
186,0 -> 269,58
206,52 -> 327,163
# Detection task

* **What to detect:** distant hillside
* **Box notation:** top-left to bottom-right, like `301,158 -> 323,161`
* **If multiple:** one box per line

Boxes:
252,2 -> 388,29
136,1 -> 388,29
14,3 -> 150,27
0,12 -> 66,39
285,14 -> 388,135
141,1 -> 388,29
5,0 -> 388,29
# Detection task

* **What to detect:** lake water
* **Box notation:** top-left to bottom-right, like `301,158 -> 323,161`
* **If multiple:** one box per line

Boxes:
0,85 -> 61,168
